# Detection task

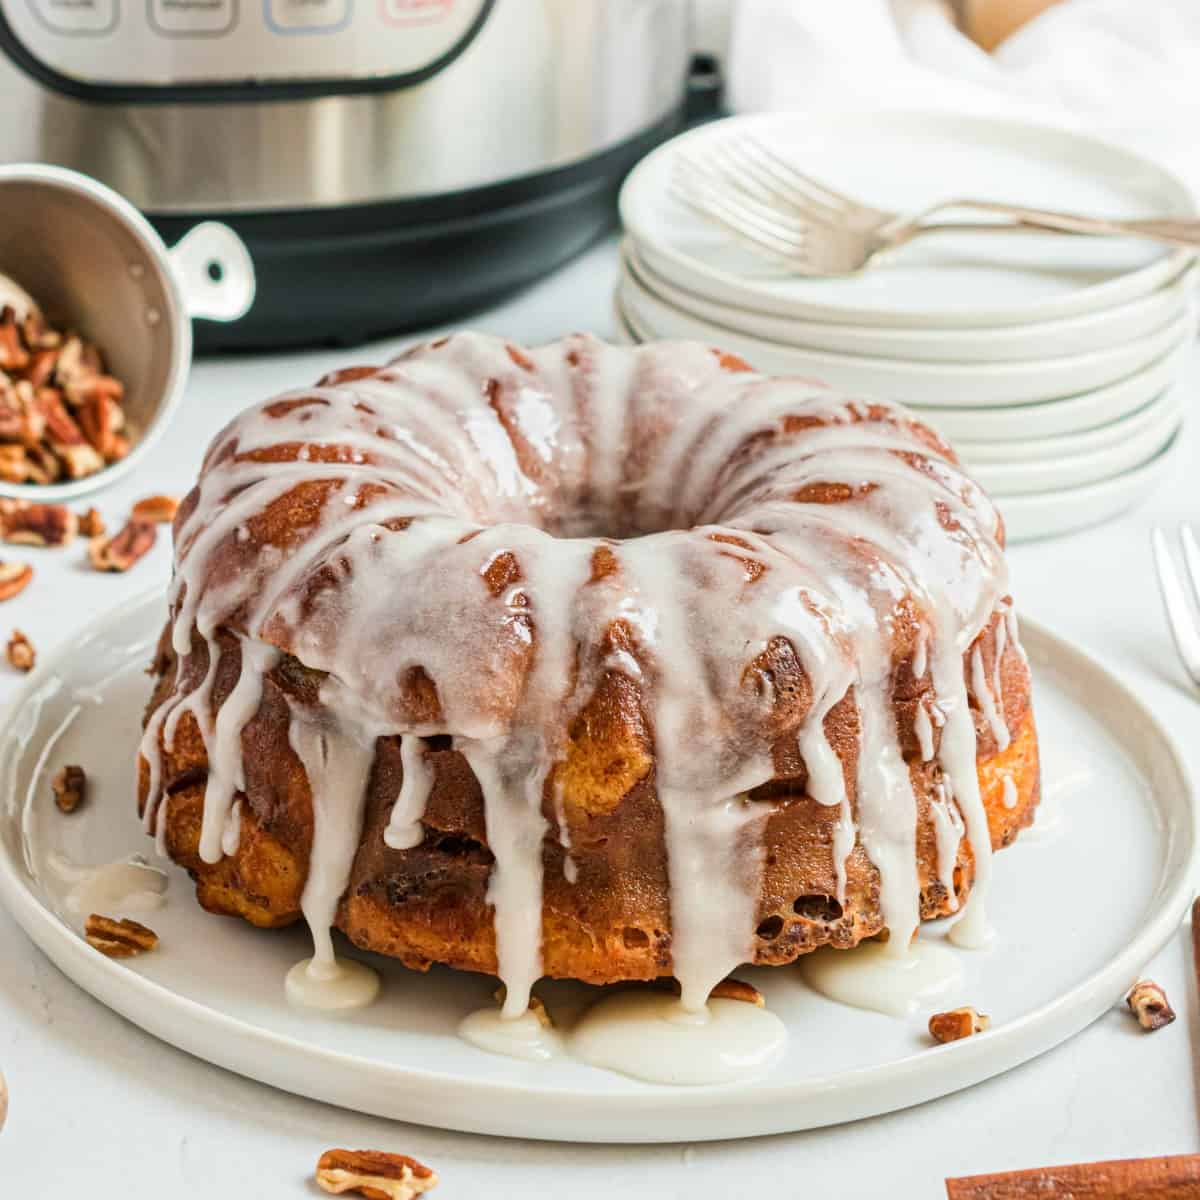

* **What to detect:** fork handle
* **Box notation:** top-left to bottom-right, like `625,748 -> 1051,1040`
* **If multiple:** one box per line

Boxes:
930,200 -> 1200,249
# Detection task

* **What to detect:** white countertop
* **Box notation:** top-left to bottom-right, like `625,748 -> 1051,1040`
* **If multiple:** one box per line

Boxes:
2,236 -> 1197,1198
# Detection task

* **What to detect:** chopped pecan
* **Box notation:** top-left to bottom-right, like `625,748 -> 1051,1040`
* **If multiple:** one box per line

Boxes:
0,561 -> 32,601
84,914 -> 158,957
77,392 -> 123,460
35,389 -> 103,479
929,1007 -> 991,1044
0,308 -> 29,372
315,1150 -> 438,1200
6,628 -> 33,672
23,446 -> 60,486
131,494 -> 180,525
1127,980 -> 1175,1031
0,446 -> 27,484
52,763 -> 86,812
77,507 -> 105,538
0,499 -> 76,547
710,977 -> 765,1007
88,519 -> 156,572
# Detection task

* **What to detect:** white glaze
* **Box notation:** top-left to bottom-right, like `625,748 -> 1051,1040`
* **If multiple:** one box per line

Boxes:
284,956 -> 381,1011
798,938 -> 964,1017
569,991 -> 787,1085
49,852 -> 167,917
1002,774 -> 1018,809
138,333 -> 1020,1017
458,1005 -> 564,1063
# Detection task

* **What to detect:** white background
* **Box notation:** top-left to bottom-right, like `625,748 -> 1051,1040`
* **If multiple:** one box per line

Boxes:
1,236 -> 1197,1197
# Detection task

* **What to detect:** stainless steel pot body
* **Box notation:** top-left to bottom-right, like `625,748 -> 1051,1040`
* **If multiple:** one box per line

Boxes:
0,0 -> 691,214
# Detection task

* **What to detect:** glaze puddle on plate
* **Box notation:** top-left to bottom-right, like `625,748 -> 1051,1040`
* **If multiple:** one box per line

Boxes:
0,592 -> 1193,1142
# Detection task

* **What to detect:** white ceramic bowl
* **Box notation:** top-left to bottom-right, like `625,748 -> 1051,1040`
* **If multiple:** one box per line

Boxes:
622,241 -> 1199,366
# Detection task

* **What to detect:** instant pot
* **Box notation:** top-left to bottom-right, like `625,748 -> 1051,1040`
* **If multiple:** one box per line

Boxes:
0,0 -> 693,348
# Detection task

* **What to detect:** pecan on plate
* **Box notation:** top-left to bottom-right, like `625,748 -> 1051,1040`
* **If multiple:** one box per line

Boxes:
77,507 -> 105,538
315,1150 -> 438,1200
84,914 -> 158,958
1127,980 -> 1176,1031
51,764 -> 86,813
929,1007 -> 991,1044
131,494 -> 180,525
0,499 -> 77,547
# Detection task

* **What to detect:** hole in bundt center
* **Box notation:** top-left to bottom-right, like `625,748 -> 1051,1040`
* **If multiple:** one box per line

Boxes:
793,894 -> 843,922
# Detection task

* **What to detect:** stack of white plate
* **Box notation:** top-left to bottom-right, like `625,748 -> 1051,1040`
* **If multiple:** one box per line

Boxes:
616,111 -> 1198,541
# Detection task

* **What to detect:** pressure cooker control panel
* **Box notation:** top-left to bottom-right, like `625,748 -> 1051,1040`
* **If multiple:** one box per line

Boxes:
0,0 -> 491,99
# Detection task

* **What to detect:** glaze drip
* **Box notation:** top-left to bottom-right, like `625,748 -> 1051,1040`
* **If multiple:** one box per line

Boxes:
138,333 -> 1020,1012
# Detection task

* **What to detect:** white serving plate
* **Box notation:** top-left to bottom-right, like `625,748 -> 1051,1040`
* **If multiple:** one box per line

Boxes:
621,111 -> 1196,329
622,241 -> 1199,366
618,278 -> 1194,408
919,344 -> 1190,442
967,391 -> 1182,496
999,431 -> 1183,542
0,594 -> 1194,1143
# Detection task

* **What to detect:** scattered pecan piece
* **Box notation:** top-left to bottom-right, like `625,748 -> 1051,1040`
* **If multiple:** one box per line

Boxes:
51,764 -> 86,813
77,507 -> 105,538
0,561 -> 33,601
315,1150 -> 438,1200
88,519 -> 156,572
0,499 -> 76,547
1127,980 -> 1176,1031
6,628 -> 33,672
710,977 -> 765,1007
929,1006 -> 991,1044
84,914 -> 158,957
131,494 -> 180,525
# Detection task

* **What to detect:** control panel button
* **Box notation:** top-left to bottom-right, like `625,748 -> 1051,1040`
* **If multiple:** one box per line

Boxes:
148,0 -> 234,34
378,0 -> 450,26
264,0 -> 347,32
27,0 -> 116,34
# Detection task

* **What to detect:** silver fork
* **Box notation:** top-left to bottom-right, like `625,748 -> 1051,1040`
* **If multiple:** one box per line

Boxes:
673,137 -> 1200,276
1152,525 -> 1200,687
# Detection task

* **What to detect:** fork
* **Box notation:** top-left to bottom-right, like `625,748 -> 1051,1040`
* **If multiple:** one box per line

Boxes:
1152,525 -> 1200,687
673,137 -> 1200,276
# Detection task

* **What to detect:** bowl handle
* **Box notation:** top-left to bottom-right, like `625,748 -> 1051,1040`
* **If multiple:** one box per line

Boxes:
168,222 -> 256,324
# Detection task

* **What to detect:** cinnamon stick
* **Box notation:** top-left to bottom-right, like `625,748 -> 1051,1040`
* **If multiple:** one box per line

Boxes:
946,1154 -> 1200,1198
1192,896 -> 1200,1005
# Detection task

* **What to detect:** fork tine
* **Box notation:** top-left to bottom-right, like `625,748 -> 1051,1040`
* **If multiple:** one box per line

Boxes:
711,141 -> 850,228
742,138 -> 866,217
674,155 -> 812,233
1180,522 -> 1200,611
1152,526 -> 1200,687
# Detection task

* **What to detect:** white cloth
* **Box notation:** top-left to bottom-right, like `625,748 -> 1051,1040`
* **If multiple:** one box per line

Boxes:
726,0 -> 1200,201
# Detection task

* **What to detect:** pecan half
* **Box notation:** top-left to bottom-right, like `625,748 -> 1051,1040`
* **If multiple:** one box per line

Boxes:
0,446 -> 27,484
88,519 -> 156,572
1127,980 -> 1176,1031
6,629 -> 34,672
315,1150 -> 437,1200
84,914 -> 158,957
710,977 -> 765,1007
0,499 -> 76,547
929,1007 -> 991,1044
0,561 -> 33,601
131,494 -> 180,525
51,764 -> 86,813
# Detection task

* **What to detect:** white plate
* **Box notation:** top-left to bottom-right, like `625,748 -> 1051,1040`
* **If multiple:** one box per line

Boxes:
622,241 -> 1199,365
919,344 -> 1191,442
956,387 -> 1181,464
967,392 -> 1182,496
999,431 -> 1183,542
621,111 -> 1196,329
0,594 -> 1195,1142
618,279 -> 1195,408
